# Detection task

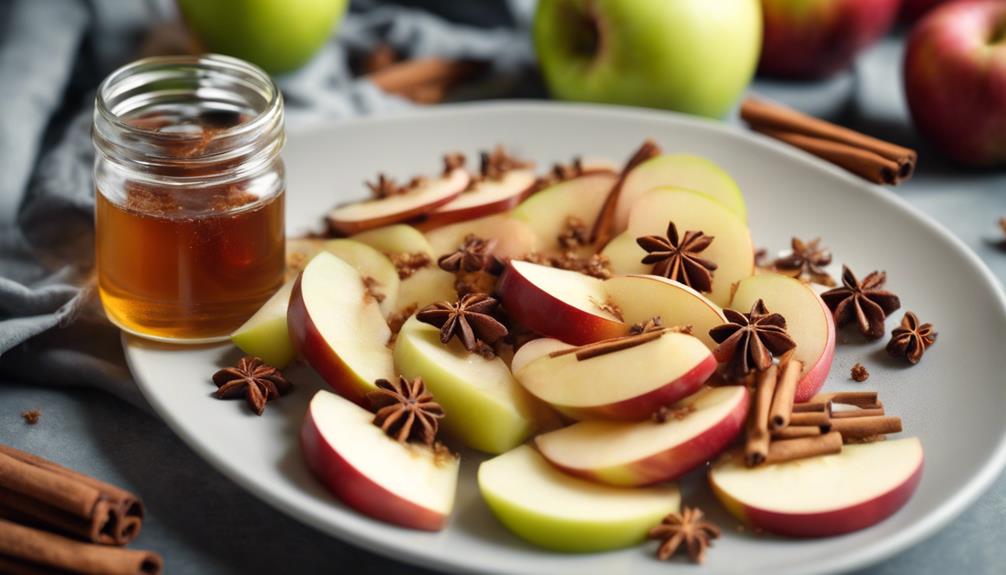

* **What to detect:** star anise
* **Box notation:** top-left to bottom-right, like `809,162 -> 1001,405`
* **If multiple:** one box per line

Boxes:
821,266 -> 901,339
442,152 -> 466,176
630,316 -> 664,335
636,222 -> 718,293
365,174 -> 423,199
709,299 -> 797,380
416,293 -> 509,355
438,234 -> 499,273
480,145 -> 532,180
212,356 -> 292,415
886,311 -> 936,364
773,237 -> 835,286
551,157 -> 585,181
367,376 -> 445,446
648,507 -> 721,564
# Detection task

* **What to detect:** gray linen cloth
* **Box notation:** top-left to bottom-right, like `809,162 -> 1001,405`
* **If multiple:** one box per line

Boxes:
0,0 -> 535,404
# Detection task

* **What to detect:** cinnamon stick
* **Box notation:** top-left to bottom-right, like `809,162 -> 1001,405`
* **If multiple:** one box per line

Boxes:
788,411 -> 832,430
811,391 -> 880,408
830,416 -> 902,442
764,431 -> 843,465
791,401 -> 828,413
0,446 -> 142,545
0,519 -> 161,575
745,366 -> 778,467
589,140 -> 662,249
547,327 -> 675,361
753,127 -> 902,185
830,406 -> 885,419
771,425 -> 823,440
367,57 -> 480,102
740,98 -> 916,180
768,360 -> 802,430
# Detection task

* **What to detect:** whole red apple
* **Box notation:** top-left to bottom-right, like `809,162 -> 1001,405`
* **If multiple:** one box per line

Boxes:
758,0 -> 902,78
905,0 -> 1006,166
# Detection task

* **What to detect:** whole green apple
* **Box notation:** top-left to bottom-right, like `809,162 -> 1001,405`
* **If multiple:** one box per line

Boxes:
178,0 -> 348,74
533,0 -> 762,118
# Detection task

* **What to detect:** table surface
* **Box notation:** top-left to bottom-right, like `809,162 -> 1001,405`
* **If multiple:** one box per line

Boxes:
3,38 -> 1006,574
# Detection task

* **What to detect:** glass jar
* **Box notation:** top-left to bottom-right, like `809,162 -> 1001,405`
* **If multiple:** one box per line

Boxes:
93,55 -> 286,343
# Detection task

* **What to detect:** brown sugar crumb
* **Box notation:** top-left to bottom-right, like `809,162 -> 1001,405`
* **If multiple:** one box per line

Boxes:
386,304 -> 418,347
850,363 -> 870,382
391,252 -> 432,279
21,409 -> 41,425
362,276 -> 386,305
455,271 -> 498,297
589,296 -> 624,321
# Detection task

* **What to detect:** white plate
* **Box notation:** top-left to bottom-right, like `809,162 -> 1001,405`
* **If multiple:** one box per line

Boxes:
125,102 -> 1006,575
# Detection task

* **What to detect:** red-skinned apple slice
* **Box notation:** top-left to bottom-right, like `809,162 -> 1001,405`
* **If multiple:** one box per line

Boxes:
536,386 -> 748,486
510,338 -> 572,374
326,168 -> 470,235
514,331 -> 717,420
497,260 -> 624,345
424,213 -> 538,260
422,169 -> 537,228
510,171 -> 618,253
729,273 -> 836,402
288,252 -> 394,404
301,390 -> 459,531
709,437 -> 924,537
603,274 -> 726,351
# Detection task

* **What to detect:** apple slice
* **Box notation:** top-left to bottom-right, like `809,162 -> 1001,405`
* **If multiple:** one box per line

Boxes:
606,188 -> 755,306
393,316 -> 540,453
497,260 -> 624,345
478,445 -> 680,552
424,213 -> 538,260
422,169 -> 538,228
350,224 -> 434,257
395,266 -> 457,314
729,273 -> 835,401
509,338 -> 572,374
613,154 -> 746,230
709,437 -> 924,537
286,237 -> 324,279
288,252 -> 394,403
322,239 -> 399,316
536,386 -> 748,486
231,280 -> 297,368
515,330 -> 716,420
301,390 -> 459,531
603,274 -> 726,351
327,168 -> 470,235
510,172 -> 618,253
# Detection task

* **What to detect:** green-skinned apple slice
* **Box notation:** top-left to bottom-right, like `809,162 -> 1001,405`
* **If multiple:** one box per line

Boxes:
613,154 -> 746,229
510,171 -> 618,253
536,386 -> 748,486
288,252 -> 394,404
478,445 -> 680,552
395,266 -> 457,314
231,280 -> 297,368
322,239 -> 399,316
393,316 -> 543,454
728,273 -> 835,402
709,437 -> 924,537
423,169 -> 538,228
301,390 -> 459,531
350,224 -> 434,257
424,213 -> 538,261
514,330 -> 716,420
327,167 -> 470,235
605,188 -> 755,306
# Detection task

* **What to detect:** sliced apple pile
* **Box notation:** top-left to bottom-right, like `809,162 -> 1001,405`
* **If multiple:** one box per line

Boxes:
709,437 -> 923,537
424,213 -> 538,260
510,171 -> 618,253
478,445 -> 680,552
422,168 -> 538,228
327,166 -> 470,235
301,390 -> 459,531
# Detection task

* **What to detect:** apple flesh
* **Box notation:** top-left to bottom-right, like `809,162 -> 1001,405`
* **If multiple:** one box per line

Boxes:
510,172 -> 618,253
301,390 -> 459,531
422,169 -> 537,228
231,280 -> 297,368
709,437 -> 924,537
424,213 -> 538,260
612,154 -> 746,231
729,273 -> 835,402
536,386 -> 748,486
509,338 -> 572,374
350,224 -> 434,257
322,239 -> 399,316
327,168 -> 470,235
605,188 -> 755,307
759,0 -> 901,79
515,330 -> 716,420
478,445 -> 680,552
533,0 -> 761,118
393,316 -> 541,453
905,0 -> 1006,166
288,252 -> 394,404
497,260 -> 624,345
395,267 -> 457,315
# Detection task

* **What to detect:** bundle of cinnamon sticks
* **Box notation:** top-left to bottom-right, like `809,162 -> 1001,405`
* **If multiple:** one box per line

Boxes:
362,45 -> 482,105
740,97 -> 917,186
0,444 -> 161,575
745,364 -> 902,467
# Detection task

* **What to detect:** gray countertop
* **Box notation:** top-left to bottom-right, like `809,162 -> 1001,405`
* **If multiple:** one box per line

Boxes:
2,37 -> 1005,574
